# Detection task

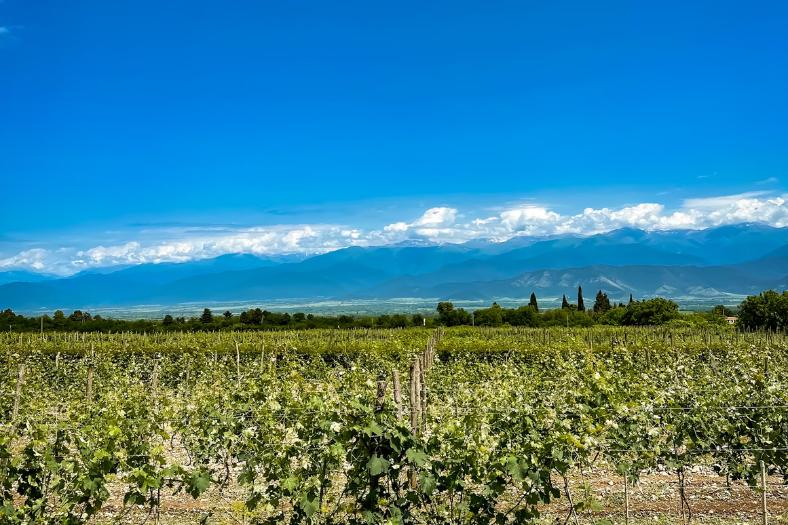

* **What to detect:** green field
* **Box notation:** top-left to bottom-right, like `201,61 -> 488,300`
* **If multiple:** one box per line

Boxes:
2,327 -> 788,524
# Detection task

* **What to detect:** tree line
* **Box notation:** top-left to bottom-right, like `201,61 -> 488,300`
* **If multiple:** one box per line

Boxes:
435,288 -> 687,327
1,288 -> 785,333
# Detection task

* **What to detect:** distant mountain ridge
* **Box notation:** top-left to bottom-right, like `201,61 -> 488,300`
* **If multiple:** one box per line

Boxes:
0,270 -> 58,286
1,224 -> 787,311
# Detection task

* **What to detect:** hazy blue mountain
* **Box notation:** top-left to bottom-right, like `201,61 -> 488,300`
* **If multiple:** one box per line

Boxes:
730,244 -> 788,280
67,253 -> 283,279
387,233 -> 707,288
0,254 -> 283,309
0,271 -> 57,286
374,245 -> 788,301
148,245 -> 487,302
1,225 -> 787,310
396,264 -> 770,302
676,223 -> 788,263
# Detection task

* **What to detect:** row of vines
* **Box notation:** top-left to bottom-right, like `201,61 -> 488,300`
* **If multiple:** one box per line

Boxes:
1,326 -> 787,523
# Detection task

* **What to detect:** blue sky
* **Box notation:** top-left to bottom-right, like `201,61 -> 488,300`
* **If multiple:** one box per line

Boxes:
1,0 -> 787,274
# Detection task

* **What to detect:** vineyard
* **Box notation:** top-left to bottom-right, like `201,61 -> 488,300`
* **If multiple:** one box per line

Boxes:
2,327 -> 788,524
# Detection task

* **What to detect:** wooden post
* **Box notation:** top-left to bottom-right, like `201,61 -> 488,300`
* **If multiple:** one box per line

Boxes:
392,370 -> 403,420
235,341 -> 241,388
761,460 -> 768,525
11,362 -> 25,423
409,360 -> 420,435
624,473 -> 630,525
151,354 -> 160,397
85,347 -> 95,403
375,378 -> 387,413
419,355 -> 427,434
408,359 -> 420,489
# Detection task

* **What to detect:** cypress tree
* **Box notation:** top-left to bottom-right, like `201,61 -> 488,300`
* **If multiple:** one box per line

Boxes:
561,294 -> 570,309
629,293 -> 634,305
593,290 -> 611,313
529,292 -> 539,312
577,286 -> 585,311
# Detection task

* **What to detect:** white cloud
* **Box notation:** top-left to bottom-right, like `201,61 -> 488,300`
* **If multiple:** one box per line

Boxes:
66,224 -> 365,272
383,207 -> 457,234
383,222 -> 409,233
0,249 -> 49,271
682,191 -> 770,209
500,206 -> 561,231
414,207 -> 457,227
2,192 -> 787,275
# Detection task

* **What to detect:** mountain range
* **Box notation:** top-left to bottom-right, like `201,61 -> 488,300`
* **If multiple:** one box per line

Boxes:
1,224 -> 787,312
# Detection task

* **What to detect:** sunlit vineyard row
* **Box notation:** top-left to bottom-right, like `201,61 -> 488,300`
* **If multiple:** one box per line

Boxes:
2,327 -> 787,524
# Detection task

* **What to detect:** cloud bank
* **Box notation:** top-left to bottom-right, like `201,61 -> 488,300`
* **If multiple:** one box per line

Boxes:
1,192 -> 786,275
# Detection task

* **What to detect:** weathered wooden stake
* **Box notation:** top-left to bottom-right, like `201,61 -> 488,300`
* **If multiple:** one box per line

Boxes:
392,370 -> 403,420
408,359 -> 421,489
409,359 -> 420,435
419,355 -> 427,434
85,347 -> 95,403
624,473 -> 630,525
151,354 -> 160,398
11,362 -> 25,423
375,378 -> 387,413
235,341 -> 241,387
761,460 -> 768,525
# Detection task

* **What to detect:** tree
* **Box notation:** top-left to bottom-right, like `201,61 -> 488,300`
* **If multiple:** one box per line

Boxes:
529,292 -> 539,312
240,308 -> 263,325
577,286 -> 585,312
223,310 -> 233,319
473,303 -> 504,327
200,308 -> 214,324
437,301 -> 455,325
436,301 -> 472,326
437,302 -> 454,317
622,298 -> 679,325
561,295 -> 570,309
711,304 -> 735,317
541,308 -> 594,327
737,290 -> 788,331
503,305 -> 539,327
388,314 -> 409,328
593,290 -> 611,313
628,293 -> 634,305
163,314 -> 174,326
